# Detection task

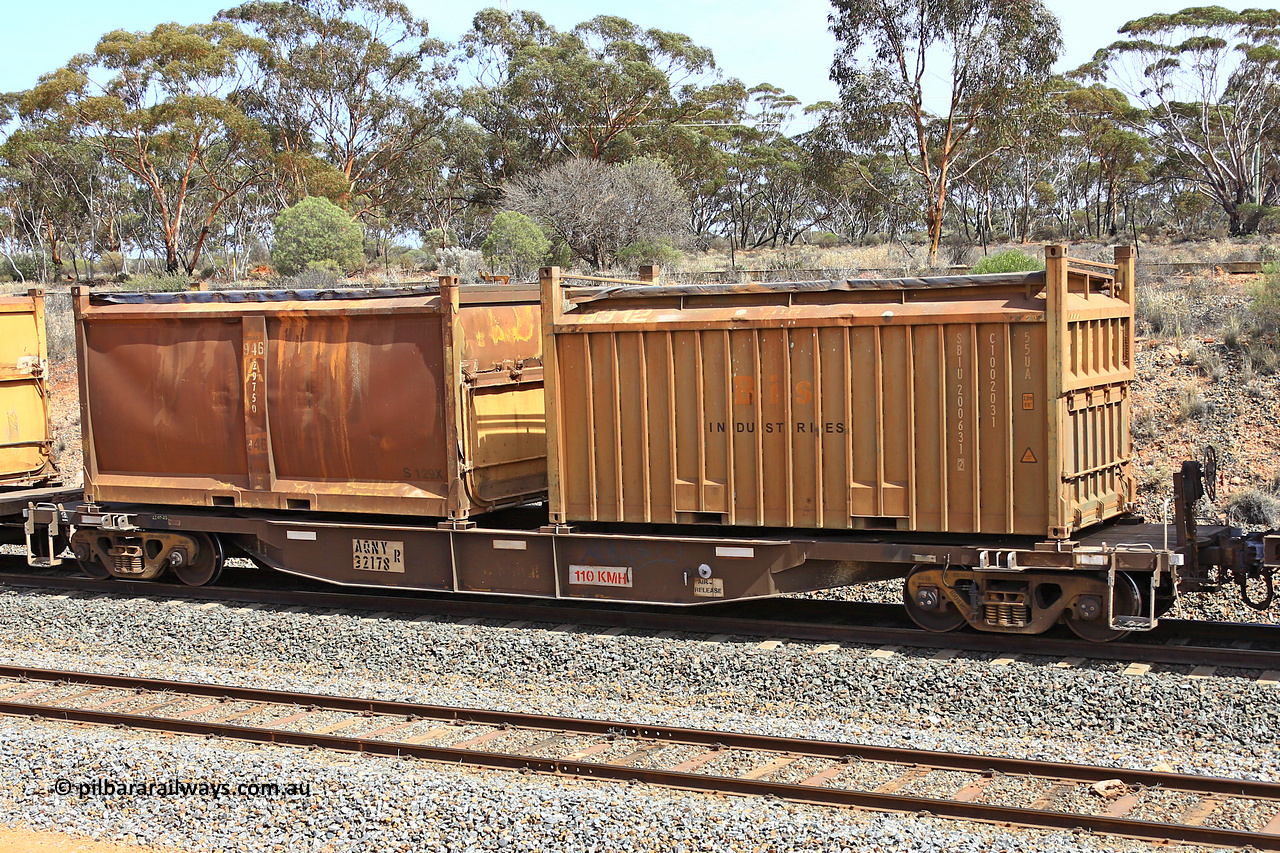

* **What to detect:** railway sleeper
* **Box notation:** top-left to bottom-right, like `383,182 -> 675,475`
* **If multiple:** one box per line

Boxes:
904,565 -> 1158,643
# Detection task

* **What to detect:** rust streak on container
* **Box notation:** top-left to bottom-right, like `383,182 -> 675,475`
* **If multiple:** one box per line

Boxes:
78,281 -> 546,520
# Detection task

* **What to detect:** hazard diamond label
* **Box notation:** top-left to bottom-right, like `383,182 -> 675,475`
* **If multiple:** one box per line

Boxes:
1020,448 -> 1038,463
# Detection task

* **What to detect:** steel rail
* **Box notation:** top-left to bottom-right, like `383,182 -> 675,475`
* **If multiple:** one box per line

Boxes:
4,565 -> 1280,671
1,665 -> 1278,849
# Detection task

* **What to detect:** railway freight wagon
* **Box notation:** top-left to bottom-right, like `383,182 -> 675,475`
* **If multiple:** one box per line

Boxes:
0,288 -> 79,554
541,245 -> 1135,540
0,289 -> 59,490
34,249 -> 1279,642
69,280 -> 546,584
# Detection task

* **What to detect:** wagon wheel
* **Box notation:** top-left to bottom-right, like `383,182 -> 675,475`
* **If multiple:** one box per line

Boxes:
902,566 -> 968,633
75,553 -> 112,580
173,533 -> 224,587
70,535 -> 112,579
1066,572 -> 1141,643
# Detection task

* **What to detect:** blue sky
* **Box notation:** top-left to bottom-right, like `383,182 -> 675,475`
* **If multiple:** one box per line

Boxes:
0,0 -> 1262,120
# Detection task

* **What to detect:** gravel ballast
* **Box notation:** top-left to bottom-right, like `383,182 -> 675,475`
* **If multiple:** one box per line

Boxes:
3,588 -> 1277,762
0,584 -> 1274,850
0,717 -> 1240,853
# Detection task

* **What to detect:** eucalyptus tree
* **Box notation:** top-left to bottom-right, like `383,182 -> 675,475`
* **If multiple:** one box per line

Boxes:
17,22 -> 270,274
458,9 -> 743,168
220,0 -> 454,228
711,85 -> 832,254
1059,83 -> 1150,238
803,101 -> 914,246
456,8 -> 564,193
828,0 -> 1062,265
0,129 -> 94,277
1079,6 -> 1280,236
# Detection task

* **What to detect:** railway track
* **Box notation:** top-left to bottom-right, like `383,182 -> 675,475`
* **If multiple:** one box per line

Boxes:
0,663 -> 1277,849
3,560 -> 1280,674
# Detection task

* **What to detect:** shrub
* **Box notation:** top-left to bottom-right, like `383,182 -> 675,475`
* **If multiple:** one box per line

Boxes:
970,250 -> 1044,275
0,253 -> 47,283
1140,463 -> 1174,491
128,273 -> 189,292
306,259 -> 343,276
280,265 -> 341,290
389,246 -> 428,271
1131,407 -> 1158,443
436,247 -> 484,283
482,212 -> 550,281
944,238 -> 972,267
1178,385 -> 1208,420
417,230 -> 459,271
765,248 -> 822,271
615,240 -> 683,271
1137,287 -> 1191,339
1223,308 -> 1247,348
505,156 -> 690,269
1224,488 -> 1280,526
98,252 -> 125,276
1249,339 -> 1280,375
547,241 -> 573,270
271,197 -> 363,277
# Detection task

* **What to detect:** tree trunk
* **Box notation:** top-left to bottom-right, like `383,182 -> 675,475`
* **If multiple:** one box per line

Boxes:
165,239 -> 181,275
186,226 -> 211,275
44,219 -> 62,273
925,204 -> 942,267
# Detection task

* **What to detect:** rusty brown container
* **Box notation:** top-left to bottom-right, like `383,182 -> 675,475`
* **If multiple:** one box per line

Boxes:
77,280 -> 545,519
0,289 -> 57,487
542,246 -> 1135,539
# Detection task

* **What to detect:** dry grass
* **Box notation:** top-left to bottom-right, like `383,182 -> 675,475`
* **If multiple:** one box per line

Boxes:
1223,488 -> 1280,525
1178,384 -> 1209,420
1137,284 -> 1193,339
1191,345 -> 1226,382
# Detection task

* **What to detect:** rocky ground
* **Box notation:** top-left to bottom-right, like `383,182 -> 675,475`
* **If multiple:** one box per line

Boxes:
1,589 -> 1275,852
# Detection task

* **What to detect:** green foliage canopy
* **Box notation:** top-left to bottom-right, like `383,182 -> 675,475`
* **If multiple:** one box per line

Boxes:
1079,6 -> 1280,236
271,195 -> 363,275
220,0 -> 454,222
970,249 -> 1045,274
481,211 -> 548,280
17,21 -> 270,274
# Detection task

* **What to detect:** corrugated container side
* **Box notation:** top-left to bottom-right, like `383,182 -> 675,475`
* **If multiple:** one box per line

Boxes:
0,290 -> 56,486
78,280 -> 545,518
543,246 -> 1135,539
